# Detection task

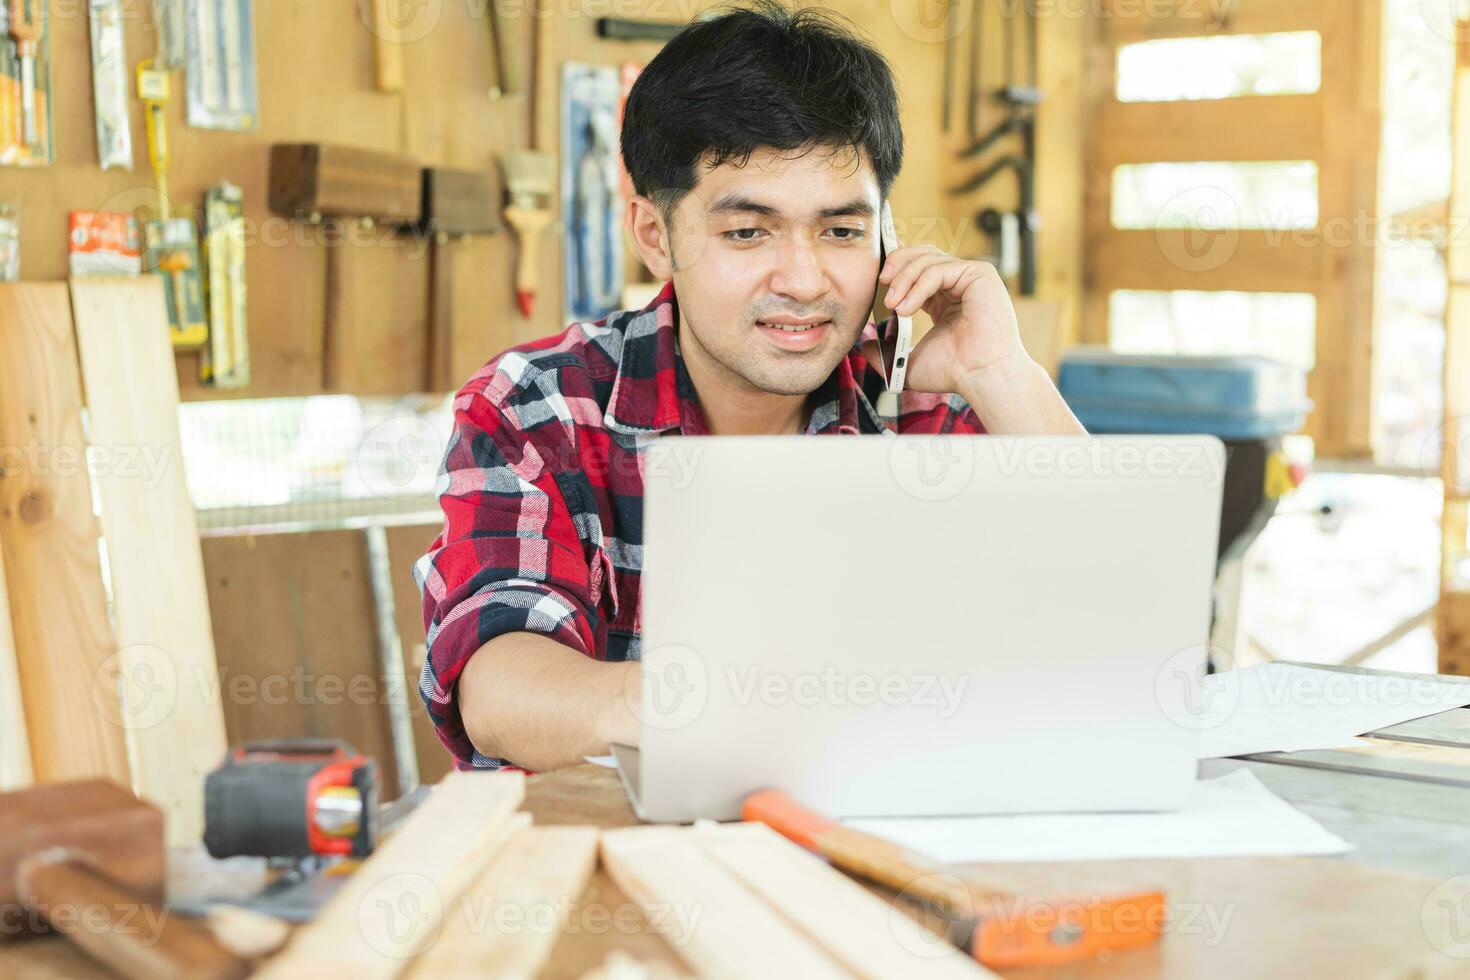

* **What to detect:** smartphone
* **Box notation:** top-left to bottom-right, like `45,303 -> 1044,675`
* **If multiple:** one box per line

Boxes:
870,201 -> 913,417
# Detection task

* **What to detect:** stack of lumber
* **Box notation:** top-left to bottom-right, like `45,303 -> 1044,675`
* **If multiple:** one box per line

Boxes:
0,279 -> 226,844
602,823 -> 994,980
251,769 -> 992,979
254,770 -> 603,979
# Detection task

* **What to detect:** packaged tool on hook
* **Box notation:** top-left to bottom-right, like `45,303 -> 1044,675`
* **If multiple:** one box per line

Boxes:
88,0 -> 133,170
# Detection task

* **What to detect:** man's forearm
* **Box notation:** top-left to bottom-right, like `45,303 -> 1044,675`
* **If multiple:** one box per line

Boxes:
957,351 -> 1086,436
458,632 -> 640,771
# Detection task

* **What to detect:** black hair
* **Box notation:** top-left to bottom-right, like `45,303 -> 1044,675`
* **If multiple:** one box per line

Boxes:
620,1 -> 904,215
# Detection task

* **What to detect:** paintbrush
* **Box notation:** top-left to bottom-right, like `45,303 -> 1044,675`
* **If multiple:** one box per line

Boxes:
501,150 -> 553,319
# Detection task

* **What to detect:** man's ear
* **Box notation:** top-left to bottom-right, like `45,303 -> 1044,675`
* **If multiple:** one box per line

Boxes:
627,194 -> 674,281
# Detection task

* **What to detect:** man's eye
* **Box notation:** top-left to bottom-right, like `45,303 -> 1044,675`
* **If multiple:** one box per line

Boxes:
723,228 -> 766,242
826,227 -> 865,241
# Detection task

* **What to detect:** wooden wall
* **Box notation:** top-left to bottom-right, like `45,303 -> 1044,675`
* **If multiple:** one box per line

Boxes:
7,0 -> 1084,401
201,522 -> 453,797
1080,0 -> 1381,458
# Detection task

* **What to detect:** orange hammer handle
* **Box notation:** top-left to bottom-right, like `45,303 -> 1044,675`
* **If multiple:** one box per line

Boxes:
743,790 -> 985,913
743,789 -> 1168,970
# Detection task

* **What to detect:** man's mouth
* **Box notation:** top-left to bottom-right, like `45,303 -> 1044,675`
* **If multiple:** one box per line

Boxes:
756,317 -> 833,351
757,317 -> 829,332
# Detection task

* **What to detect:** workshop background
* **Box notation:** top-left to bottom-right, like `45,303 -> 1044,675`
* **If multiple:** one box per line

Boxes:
0,0 -> 1466,839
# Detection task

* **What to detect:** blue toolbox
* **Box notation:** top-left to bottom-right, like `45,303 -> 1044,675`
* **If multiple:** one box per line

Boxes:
1057,349 -> 1312,440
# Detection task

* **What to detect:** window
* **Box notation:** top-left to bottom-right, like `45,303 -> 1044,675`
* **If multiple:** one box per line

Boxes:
1111,161 -> 1319,230
1109,289 -> 1317,370
1116,32 -> 1322,102
177,395 -> 451,531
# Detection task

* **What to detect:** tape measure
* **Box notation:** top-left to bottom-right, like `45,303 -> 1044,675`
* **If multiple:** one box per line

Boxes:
203,739 -> 378,860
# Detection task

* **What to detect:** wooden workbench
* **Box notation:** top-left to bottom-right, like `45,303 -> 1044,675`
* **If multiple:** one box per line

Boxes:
6,664 -> 1470,977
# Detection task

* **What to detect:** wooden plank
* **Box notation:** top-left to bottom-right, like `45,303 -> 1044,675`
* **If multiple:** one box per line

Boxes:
408,825 -> 600,979
256,770 -> 526,978
1311,0 -> 1379,458
70,277 -> 228,847
1102,0 -> 1335,42
0,543 -> 30,790
694,822 -> 995,979
324,232 -> 431,394
601,826 -> 854,980
1034,5 -> 1087,347
1088,229 -> 1323,292
201,530 -> 402,796
384,524 -> 454,786
0,284 -> 129,786
1098,94 -> 1324,164
449,235 -> 521,385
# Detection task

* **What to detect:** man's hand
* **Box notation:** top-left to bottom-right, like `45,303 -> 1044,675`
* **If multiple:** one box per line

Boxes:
875,244 -> 1026,395
866,243 -> 1085,436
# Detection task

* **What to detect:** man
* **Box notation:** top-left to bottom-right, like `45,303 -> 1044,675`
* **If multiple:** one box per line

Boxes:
415,3 -> 1084,772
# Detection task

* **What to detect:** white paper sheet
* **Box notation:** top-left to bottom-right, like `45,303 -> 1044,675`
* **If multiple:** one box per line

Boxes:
1188,664 -> 1470,760
584,754 -> 618,769
846,769 -> 1350,863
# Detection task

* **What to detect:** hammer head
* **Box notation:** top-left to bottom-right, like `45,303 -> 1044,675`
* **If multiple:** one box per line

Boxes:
0,780 -> 165,938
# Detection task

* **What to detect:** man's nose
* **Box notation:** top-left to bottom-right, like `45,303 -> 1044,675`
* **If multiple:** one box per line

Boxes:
768,233 -> 828,303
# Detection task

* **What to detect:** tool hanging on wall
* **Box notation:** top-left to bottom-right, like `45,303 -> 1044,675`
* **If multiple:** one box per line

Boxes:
941,0 -> 958,133
501,0 -> 555,320
186,0 -> 258,131
138,59 -> 173,219
68,211 -> 143,277
201,183 -> 250,387
977,207 -> 1022,281
0,203 -> 17,281
486,0 -> 516,99
3,0 -> 51,167
423,167 -> 502,390
138,62 -> 209,347
269,142 -> 422,388
967,0 -> 984,140
594,17 -> 686,42
144,218 -> 209,349
952,0 -> 1042,295
370,0 -> 403,94
562,63 -> 623,322
503,152 -> 552,319
87,0 -> 133,170
8,0 -> 38,147
149,0 -> 186,69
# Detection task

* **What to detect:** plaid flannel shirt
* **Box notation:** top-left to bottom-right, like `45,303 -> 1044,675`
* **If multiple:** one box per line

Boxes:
415,282 -> 986,768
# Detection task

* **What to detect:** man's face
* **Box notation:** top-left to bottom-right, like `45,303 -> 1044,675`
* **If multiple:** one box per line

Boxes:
663,146 -> 883,397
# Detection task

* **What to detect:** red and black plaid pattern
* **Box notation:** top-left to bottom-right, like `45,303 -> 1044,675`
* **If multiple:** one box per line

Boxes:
415,282 -> 985,767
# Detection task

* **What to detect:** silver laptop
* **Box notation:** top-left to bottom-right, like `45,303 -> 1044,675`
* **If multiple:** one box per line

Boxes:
614,435 -> 1224,823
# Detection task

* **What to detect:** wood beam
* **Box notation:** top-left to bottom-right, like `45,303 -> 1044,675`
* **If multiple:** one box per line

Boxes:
1098,95 -> 1324,164
1089,229 -> 1323,293
1102,0 -> 1336,43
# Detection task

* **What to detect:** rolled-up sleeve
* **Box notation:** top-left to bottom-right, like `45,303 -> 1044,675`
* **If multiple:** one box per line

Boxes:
413,394 -> 597,768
